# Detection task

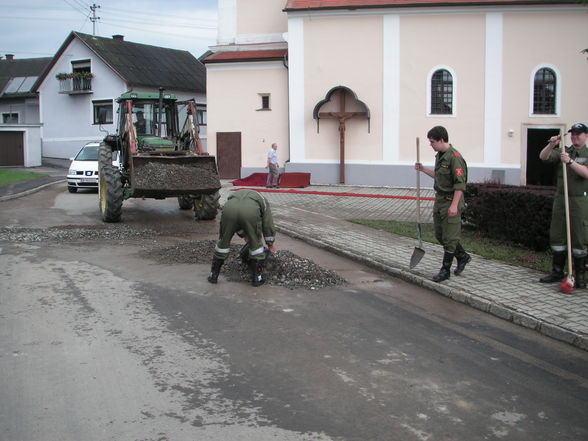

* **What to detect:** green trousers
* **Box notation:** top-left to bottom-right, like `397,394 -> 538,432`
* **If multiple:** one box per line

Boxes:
549,194 -> 588,257
214,198 -> 266,261
433,197 -> 464,253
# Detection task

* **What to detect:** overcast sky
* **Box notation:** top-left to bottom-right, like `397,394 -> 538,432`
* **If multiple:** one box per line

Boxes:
0,0 -> 218,60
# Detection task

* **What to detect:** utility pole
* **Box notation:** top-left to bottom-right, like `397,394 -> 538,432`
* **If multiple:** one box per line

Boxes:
90,3 -> 101,36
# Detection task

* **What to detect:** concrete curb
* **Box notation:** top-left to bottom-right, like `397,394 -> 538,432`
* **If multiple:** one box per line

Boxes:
276,224 -> 588,352
0,179 -> 66,202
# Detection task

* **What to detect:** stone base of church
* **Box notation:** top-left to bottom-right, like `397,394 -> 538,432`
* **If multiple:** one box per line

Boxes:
278,163 -> 521,187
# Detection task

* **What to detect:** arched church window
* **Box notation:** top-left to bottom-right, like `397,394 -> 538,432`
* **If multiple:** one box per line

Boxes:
431,69 -> 453,115
533,68 -> 556,115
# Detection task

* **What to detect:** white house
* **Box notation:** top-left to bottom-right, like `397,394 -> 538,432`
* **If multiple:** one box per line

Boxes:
0,55 -> 51,167
35,32 -> 208,166
204,0 -> 588,187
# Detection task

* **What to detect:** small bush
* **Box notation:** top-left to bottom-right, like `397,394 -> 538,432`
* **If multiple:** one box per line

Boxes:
464,183 -> 555,251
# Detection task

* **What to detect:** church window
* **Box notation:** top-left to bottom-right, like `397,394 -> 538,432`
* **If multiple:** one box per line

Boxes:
430,69 -> 453,115
533,68 -> 556,115
258,94 -> 271,111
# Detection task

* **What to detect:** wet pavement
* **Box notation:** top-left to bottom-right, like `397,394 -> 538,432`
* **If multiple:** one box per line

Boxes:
2,165 -> 587,350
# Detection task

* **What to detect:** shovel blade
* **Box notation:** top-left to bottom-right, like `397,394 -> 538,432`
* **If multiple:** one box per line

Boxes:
410,246 -> 425,269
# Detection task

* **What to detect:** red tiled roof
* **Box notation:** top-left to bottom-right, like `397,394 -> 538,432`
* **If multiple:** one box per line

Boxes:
284,0 -> 578,10
202,49 -> 288,64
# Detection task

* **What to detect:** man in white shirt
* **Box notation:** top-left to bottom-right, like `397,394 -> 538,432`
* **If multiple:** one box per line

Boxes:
265,143 -> 279,188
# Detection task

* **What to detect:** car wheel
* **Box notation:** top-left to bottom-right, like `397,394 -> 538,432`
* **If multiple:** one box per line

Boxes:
68,186 -> 78,193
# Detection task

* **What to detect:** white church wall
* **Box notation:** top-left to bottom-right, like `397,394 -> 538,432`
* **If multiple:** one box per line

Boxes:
206,61 -> 289,171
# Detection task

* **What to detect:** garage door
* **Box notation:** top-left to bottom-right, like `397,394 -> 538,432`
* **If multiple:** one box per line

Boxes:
0,131 -> 24,166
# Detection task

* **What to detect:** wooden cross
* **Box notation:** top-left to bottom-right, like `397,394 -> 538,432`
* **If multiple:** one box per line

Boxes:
318,89 -> 368,183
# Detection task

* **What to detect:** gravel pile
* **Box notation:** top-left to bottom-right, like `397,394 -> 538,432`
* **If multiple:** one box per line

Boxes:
0,226 -> 347,290
142,239 -> 347,290
0,225 -> 157,242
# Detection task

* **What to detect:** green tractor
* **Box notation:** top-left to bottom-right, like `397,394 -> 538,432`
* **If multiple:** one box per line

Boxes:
99,90 -> 221,222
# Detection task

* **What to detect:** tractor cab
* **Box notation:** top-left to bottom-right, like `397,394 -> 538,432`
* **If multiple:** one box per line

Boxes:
117,92 -> 179,153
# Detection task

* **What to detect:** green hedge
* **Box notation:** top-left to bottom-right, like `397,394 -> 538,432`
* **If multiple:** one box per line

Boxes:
463,183 -> 555,251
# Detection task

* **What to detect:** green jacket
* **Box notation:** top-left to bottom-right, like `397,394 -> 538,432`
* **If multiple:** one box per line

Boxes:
544,145 -> 588,197
434,145 -> 468,195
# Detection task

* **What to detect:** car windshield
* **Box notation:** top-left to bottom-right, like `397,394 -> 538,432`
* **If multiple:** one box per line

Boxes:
75,145 -> 99,161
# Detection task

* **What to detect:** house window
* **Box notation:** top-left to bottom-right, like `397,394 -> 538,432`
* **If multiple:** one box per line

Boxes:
2,112 -> 18,124
533,67 -> 556,115
197,108 -> 207,125
430,69 -> 453,115
93,100 -> 113,124
258,94 -> 270,111
72,59 -> 91,75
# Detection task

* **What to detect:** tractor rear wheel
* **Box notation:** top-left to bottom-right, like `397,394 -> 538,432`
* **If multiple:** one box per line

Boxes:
177,195 -> 193,210
193,191 -> 220,220
99,165 -> 123,222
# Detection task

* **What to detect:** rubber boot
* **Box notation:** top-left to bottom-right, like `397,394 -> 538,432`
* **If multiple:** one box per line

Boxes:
250,259 -> 266,287
433,252 -> 454,283
539,251 -> 566,283
574,256 -> 586,289
454,243 -> 471,276
207,257 -> 224,284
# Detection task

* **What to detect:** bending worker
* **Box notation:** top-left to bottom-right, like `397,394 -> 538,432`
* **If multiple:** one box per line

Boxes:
207,189 -> 276,286
415,126 -> 471,282
539,122 -> 588,288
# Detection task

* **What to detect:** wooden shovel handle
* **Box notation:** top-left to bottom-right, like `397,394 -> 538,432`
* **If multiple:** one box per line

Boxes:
416,137 -> 421,224
561,129 -> 574,278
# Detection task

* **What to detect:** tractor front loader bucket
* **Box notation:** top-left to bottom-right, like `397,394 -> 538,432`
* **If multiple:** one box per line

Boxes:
130,155 -> 221,198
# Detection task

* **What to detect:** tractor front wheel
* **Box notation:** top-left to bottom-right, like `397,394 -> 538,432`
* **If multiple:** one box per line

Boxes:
177,195 -> 193,210
193,192 -> 220,220
98,141 -> 112,170
99,165 -> 123,222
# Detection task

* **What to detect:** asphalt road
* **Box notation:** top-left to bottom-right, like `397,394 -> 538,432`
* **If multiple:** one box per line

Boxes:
1,183 -> 587,441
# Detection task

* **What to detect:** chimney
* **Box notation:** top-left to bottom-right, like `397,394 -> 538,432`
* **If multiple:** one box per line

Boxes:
112,35 -> 124,41
6,54 -> 14,60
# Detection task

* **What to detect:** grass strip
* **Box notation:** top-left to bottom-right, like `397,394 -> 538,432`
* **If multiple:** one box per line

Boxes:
349,219 -> 551,273
0,170 -> 49,187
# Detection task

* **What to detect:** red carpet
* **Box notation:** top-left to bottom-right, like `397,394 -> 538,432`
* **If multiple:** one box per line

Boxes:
232,172 -> 311,188
232,173 -> 267,187
231,187 -> 435,201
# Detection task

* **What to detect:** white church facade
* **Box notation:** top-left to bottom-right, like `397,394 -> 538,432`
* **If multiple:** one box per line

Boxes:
204,0 -> 588,187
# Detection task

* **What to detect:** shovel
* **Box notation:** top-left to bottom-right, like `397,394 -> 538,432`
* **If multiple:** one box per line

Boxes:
410,136 -> 425,268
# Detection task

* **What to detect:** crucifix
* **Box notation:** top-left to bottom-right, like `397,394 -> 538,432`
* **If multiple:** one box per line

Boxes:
317,89 -> 369,184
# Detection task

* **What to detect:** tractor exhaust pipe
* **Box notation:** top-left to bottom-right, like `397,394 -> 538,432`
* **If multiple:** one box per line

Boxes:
157,87 -> 164,137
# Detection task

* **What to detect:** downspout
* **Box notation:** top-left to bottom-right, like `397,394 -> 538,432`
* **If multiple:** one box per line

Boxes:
283,53 -> 290,172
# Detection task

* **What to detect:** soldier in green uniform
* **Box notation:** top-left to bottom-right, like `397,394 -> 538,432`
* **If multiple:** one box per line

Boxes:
539,123 -> 588,288
415,126 -> 470,282
207,189 -> 276,286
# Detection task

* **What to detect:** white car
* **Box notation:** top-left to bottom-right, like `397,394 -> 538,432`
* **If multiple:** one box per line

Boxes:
67,142 -> 119,193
